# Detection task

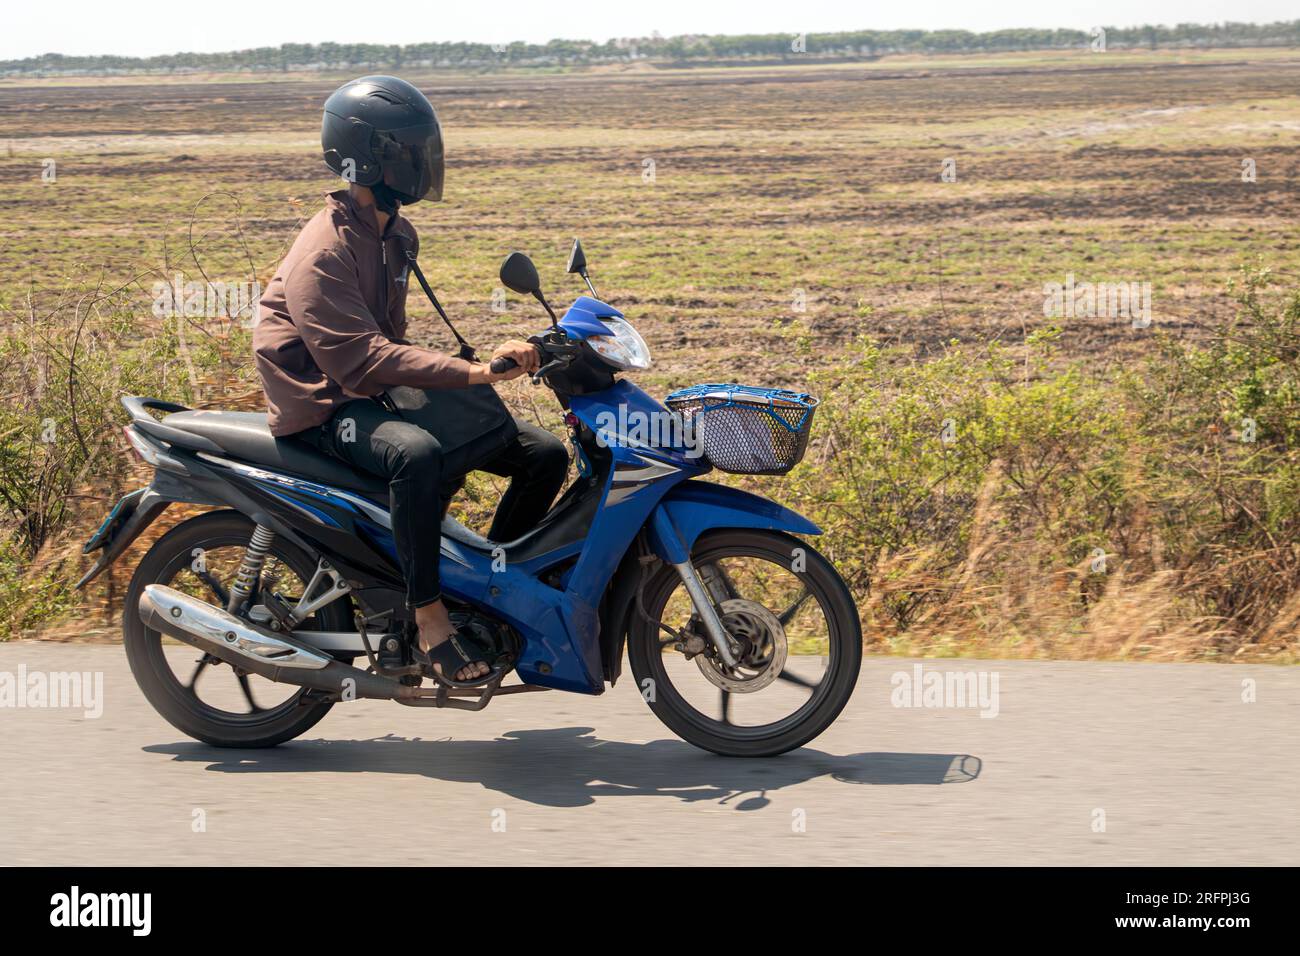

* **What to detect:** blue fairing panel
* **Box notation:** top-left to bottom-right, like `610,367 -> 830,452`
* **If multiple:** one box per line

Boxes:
649,480 -> 821,562
558,295 -> 623,340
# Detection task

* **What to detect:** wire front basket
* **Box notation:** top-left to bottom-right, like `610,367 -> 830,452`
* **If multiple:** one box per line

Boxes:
665,383 -> 819,475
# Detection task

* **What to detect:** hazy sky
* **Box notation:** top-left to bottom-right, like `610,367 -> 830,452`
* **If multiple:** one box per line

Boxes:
5,0 -> 1296,60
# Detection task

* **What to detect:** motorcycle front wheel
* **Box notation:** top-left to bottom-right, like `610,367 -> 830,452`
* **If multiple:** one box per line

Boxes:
628,529 -> 862,757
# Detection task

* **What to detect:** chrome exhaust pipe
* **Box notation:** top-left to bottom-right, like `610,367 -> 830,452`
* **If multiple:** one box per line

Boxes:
138,584 -> 419,701
143,584 -> 329,669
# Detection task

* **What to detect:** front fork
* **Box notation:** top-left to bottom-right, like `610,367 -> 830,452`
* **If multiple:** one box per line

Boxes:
650,508 -> 741,667
671,560 -> 741,667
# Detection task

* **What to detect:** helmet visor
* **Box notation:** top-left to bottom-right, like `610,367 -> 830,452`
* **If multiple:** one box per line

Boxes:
377,122 -> 444,203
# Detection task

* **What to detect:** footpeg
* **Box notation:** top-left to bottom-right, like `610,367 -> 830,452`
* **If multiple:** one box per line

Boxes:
428,667 -> 509,711
396,665 -> 510,711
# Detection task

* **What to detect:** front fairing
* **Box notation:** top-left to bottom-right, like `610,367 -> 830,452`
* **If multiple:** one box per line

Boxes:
567,379 -> 705,471
558,295 -> 622,340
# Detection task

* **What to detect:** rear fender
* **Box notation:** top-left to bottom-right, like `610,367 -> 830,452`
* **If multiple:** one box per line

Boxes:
74,470 -> 220,590
75,488 -> 170,589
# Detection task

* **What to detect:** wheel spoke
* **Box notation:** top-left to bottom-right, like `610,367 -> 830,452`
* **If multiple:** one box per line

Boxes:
701,561 -> 740,604
777,668 -> 819,692
777,587 -> 813,626
719,689 -> 732,724
236,673 -> 264,713
194,568 -> 229,606
184,655 -> 213,690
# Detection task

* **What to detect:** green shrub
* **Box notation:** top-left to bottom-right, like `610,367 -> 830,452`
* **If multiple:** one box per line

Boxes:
796,329 -> 1127,630
1120,264 -> 1300,639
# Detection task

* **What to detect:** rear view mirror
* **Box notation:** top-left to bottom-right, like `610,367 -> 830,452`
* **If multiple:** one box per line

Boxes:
499,250 -> 560,330
499,252 -> 541,297
565,238 -> 598,297
566,238 -> 587,275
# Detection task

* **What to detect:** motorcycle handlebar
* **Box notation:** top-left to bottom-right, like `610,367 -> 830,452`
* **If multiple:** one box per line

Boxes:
490,339 -> 573,381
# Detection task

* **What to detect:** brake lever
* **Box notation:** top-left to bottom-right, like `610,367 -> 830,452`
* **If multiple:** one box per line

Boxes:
532,357 -> 570,384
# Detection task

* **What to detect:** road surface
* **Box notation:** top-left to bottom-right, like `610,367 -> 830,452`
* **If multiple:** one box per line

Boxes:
1,641 -> 1296,865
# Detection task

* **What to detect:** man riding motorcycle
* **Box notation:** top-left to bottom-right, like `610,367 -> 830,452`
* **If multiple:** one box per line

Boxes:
252,75 -> 568,684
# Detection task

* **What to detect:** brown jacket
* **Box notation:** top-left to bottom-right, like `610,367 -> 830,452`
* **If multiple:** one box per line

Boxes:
253,189 -> 474,436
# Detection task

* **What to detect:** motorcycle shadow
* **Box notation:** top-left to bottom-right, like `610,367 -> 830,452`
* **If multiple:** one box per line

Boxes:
145,727 -> 981,809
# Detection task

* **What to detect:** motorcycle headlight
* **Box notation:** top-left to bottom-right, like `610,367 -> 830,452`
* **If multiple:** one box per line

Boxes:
586,318 -> 652,371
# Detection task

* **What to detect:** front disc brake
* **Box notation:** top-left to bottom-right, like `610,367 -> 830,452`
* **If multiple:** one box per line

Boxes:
694,599 -> 788,693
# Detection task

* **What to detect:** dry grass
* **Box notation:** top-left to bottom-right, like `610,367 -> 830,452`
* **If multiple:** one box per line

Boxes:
863,461 -> 1287,662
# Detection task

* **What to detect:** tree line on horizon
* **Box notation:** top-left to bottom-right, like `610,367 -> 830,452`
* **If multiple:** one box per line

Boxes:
5,20 -> 1300,75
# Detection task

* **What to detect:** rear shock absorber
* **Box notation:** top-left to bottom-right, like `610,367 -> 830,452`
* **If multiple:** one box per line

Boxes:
227,525 -> 276,615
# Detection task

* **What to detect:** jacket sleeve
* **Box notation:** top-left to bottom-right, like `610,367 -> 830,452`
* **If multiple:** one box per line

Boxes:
284,247 -> 474,394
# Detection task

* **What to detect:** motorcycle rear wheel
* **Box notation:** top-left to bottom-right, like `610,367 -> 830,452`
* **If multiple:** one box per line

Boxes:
628,529 -> 862,757
123,511 -> 354,748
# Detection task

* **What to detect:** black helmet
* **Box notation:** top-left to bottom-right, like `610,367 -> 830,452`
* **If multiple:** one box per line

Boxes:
321,75 -> 444,209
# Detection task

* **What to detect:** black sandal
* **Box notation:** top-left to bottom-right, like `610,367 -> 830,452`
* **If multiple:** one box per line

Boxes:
413,631 -> 493,687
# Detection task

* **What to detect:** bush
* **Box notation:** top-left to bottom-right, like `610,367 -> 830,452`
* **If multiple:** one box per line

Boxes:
791,265 -> 1300,660
0,274 -> 230,637
1120,264 -> 1300,647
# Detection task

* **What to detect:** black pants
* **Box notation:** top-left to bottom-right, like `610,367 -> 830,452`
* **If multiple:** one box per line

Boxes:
298,399 -> 568,608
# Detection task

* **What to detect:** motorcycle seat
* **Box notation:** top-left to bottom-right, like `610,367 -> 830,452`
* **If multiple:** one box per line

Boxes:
161,408 -> 594,561
162,410 -> 390,498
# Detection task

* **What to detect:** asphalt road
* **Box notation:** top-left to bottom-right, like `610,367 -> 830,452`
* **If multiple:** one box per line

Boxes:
1,641 -> 1296,866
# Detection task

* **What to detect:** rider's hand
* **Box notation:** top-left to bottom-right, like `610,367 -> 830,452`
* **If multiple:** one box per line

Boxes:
467,362 -> 518,385
467,340 -> 536,385
490,340 -> 541,376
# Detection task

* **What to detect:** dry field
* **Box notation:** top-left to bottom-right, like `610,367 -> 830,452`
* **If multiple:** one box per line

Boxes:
2,50 -> 1297,378
0,49 -> 1298,657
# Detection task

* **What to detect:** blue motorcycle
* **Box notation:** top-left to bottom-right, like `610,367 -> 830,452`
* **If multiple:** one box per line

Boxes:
79,241 -> 861,757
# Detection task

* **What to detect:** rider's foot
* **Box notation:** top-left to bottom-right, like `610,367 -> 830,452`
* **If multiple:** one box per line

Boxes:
415,600 -> 490,682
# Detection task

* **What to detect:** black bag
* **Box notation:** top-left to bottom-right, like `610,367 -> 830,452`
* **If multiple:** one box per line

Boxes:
374,248 -> 518,477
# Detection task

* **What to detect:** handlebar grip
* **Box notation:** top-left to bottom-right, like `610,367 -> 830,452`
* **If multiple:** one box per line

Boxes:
489,357 -> 518,374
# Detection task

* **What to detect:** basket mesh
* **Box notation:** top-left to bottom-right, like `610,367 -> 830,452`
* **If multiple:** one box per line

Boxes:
666,384 -> 818,475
